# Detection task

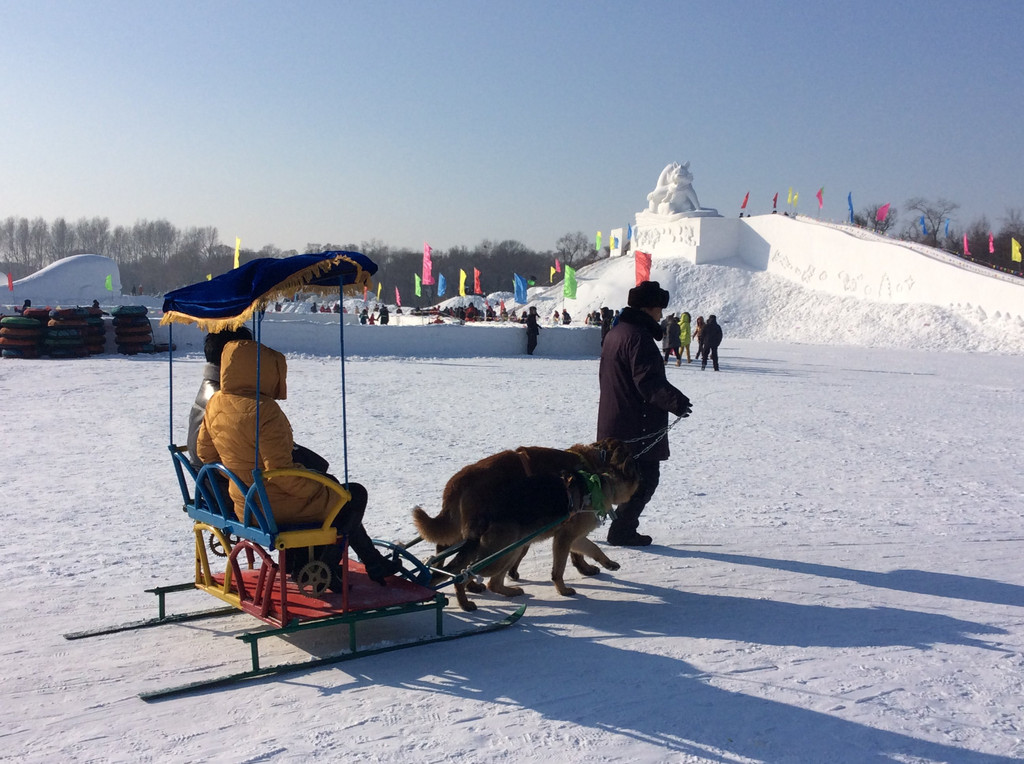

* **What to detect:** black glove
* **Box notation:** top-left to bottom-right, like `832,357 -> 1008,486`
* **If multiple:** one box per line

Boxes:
677,396 -> 692,418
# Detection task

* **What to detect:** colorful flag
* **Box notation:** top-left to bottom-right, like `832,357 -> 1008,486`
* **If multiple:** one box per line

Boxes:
741,191 -> 749,210
787,188 -> 793,205
549,266 -> 556,283
595,231 -> 602,251
395,286 -> 401,307
627,223 -> 632,241
793,192 -> 799,207
459,269 -> 467,297
473,267 -> 482,295
773,192 -> 779,210
920,216 -> 928,235
233,237 -> 241,269
513,273 -> 528,303
1012,238 -> 1021,262
438,273 -> 447,297
555,258 -> 561,273
415,273 -> 422,297
963,234 -> 971,256
206,273 -> 212,281
422,243 -> 434,285
363,285 -> 368,302
6,272 -> 12,291
376,281 -> 382,299
876,203 -> 891,222
635,251 -> 652,285
612,236 -> 618,251
847,192 -> 854,223
816,188 -> 824,210
105,274 -> 113,291
945,218 -> 950,237
989,233 -> 995,254
563,265 -> 577,299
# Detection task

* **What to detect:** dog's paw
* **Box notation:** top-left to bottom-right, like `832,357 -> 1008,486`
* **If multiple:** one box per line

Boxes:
556,585 -> 577,597
507,569 -> 520,581
457,599 -> 478,612
576,562 -> 600,576
490,584 -> 524,598
603,560 -> 621,572
466,579 -> 485,593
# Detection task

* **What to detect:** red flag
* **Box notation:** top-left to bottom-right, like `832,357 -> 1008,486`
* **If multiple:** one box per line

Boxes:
740,192 -> 749,210
816,187 -> 824,210
395,286 -> 401,307
963,234 -> 971,256
422,243 -> 434,285
876,203 -> 891,222
772,192 -> 778,209
635,251 -> 652,285
473,268 -> 482,295
6,272 -> 12,292
989,233 -> 995,254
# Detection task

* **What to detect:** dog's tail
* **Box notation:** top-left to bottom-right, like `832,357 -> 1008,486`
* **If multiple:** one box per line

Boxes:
411,505 -> 463,545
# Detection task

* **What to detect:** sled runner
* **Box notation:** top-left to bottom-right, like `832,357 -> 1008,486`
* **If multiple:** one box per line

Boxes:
63,252 -> 524,700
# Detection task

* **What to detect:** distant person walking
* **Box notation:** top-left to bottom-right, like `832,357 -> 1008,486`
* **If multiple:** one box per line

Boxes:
661,313 -> 681,365
694,315 -> 706,359
700,314 -> 723,371
679,312 -> 692,364
525,306 -> 540,355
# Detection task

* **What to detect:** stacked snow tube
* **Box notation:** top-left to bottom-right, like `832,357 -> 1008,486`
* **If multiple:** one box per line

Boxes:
43,307 -> 90,358
112,305 -> 154,354
0,314 -> 44,358
84,305 -> 107,355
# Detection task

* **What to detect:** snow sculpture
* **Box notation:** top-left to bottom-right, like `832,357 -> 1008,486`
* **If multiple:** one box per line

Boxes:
639,162 -> 719,221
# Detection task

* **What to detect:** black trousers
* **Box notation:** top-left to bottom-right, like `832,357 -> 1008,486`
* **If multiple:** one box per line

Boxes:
701,345 -> 719,370
608,460 -> 661,536
526,333 -> 538,355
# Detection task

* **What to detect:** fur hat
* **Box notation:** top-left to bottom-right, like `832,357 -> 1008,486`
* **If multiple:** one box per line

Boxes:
627,280 -> 670,309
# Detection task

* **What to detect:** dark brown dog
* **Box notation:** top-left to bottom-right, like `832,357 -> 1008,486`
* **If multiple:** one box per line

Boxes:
412,438 -> 639,611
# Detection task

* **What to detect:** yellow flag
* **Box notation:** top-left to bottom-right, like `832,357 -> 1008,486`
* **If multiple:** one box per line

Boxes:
234,237 -> 241,269
793,192 -> 799,207
376,281 -> 382,299
1013,238 -> 1022,263
206,273 -> 212,281
550,266 -> 556,283
459,269 -> 467,296
787,187 -> 793,205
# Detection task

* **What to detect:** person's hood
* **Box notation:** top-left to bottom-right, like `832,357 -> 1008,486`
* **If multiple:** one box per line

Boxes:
219,340 -> 287,400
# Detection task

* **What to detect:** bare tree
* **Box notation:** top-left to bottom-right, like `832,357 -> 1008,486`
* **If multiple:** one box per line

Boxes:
75,216 -> 111,254
51,217 -> 75,261
555,231 -> 590,266
27,218 -> 50,268
904,198 -> 959,248
854,204 -> 897,235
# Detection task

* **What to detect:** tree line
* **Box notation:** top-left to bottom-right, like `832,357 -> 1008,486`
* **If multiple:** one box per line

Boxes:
1,202 -> 1020,301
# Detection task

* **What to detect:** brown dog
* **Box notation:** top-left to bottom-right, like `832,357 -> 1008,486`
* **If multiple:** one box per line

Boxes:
412,438 -> 639,611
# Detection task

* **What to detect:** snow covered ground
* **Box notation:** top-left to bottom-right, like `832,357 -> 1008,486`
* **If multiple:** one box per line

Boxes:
1,250 -> 1023,762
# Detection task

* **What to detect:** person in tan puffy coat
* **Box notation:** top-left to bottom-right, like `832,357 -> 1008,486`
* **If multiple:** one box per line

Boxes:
197,340 -> 400,585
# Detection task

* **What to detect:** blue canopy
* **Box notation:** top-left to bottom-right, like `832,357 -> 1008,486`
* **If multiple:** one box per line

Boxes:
160,251 -> 377,331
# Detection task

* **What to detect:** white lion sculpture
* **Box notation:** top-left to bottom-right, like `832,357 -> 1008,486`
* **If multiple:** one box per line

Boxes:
646,161 -> 702,215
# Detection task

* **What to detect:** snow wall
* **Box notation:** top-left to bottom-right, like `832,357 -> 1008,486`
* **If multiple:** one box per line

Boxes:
2,254 -> 122,308
635,214 -> 1023,320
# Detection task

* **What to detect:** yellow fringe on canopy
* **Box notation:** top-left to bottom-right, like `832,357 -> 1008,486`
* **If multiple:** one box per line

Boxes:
160,255 -> 373,331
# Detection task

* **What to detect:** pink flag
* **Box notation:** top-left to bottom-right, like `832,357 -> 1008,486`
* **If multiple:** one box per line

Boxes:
635,251 -> 652,285
740,191 -> 749,210
876,203 -> 891,222
989,233 -> 995,254
422,243 -> 434,286
772,192 -> 778,209
473,268 -> 482,295
395,286 -> 401,307
6,272 -> 12,292
555,258 -> 561,273
816,187 -> 824,210
963,234 -> 971,256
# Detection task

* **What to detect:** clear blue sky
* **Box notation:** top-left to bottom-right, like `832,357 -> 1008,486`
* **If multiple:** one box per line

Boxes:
2,1 -> 1021,253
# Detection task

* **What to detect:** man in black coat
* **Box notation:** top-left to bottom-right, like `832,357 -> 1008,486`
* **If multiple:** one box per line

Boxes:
701,314 -> 723,371
597,281 -> 692,546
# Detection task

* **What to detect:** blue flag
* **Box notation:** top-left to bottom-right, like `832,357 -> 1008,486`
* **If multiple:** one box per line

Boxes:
513,273 -> 528,304
945,218 -> 950,237
847,192 -> 854,224
627,223 -> 632,241
920,216 -> 928,235
437,273 -> 447,297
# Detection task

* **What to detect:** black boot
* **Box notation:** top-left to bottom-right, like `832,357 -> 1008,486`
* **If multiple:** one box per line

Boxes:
348,525 -> 401,585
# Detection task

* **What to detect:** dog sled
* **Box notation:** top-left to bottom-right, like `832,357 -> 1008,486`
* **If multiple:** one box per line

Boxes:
63,252 -> 528,701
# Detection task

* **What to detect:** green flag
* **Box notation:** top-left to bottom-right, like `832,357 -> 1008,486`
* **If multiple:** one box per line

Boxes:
563,265 -> 577,299
595,231 -> 602,251
414,273 -> 422,297
105,274 -> 113,291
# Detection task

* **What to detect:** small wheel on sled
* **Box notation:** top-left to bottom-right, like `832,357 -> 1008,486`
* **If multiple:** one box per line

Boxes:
294,561 -> 332,597
208,531 -> 237,557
